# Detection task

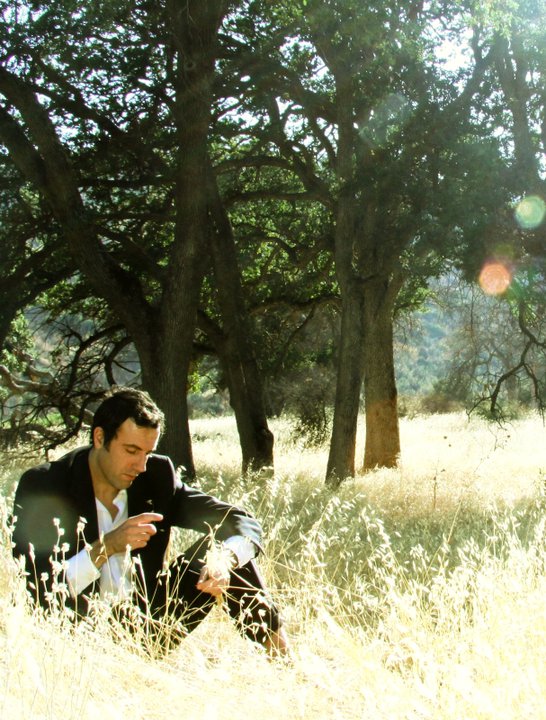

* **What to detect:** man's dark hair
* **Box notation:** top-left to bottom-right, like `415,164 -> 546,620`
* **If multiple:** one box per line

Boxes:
91,387 -> 164,446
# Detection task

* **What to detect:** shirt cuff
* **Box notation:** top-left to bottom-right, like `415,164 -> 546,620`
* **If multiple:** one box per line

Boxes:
66,547 -> 101,597
223,535 -> 257,568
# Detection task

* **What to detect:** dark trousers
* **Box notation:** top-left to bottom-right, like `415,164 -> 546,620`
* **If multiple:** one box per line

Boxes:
122,537 -> 282,653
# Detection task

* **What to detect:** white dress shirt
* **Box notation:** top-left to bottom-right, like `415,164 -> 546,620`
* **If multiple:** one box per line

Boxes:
66,490 -> 132,600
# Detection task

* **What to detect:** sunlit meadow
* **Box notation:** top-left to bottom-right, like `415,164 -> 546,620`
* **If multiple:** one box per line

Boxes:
1,411 -> 546,719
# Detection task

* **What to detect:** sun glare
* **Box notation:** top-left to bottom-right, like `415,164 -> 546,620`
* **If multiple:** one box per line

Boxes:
514,195 -> 546,230
478,261 -> 512,296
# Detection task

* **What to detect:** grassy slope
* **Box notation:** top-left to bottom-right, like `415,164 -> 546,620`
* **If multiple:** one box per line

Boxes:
1,412 -> 546,719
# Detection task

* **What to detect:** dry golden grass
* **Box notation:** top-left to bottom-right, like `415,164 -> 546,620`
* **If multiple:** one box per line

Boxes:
1,412 -> 546,719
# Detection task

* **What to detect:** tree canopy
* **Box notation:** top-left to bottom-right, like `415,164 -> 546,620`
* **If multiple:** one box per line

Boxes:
0,0 -> 544,483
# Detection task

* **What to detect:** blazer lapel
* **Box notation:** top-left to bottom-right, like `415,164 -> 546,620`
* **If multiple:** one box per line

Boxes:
127,471 -> 157,517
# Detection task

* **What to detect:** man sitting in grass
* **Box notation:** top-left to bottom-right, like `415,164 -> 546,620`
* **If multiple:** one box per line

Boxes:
11,386 -> 288,656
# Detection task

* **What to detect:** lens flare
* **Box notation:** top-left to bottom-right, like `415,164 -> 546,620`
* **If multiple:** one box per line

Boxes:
478,261 -> 512,296
514,195 -> 546,230
359,93 -> 412,148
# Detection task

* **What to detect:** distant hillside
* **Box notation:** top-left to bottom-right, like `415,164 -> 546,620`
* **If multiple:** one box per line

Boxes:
394,303 -> 454,397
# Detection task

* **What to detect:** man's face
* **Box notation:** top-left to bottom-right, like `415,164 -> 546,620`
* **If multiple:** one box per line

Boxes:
92,418 -> 160,494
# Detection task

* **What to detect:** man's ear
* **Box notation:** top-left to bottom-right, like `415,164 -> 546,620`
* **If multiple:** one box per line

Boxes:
92,427 -> 105,449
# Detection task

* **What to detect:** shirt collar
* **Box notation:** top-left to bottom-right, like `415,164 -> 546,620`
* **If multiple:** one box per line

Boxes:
95,489 -> 128,524
112,489 -> 128,513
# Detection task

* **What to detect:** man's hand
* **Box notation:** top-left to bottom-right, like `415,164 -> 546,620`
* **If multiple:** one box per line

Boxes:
196,546 -> 237,597
90,513 -> 163,568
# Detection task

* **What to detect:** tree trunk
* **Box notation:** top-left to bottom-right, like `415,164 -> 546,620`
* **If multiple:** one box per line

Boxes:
326,208 -> 402,485
362,278 -> 400,470
325,169 -> 364,486
219,342 -> 274,473
323,61 -> 369,487
207,167 -> 274,473
145,0 -> 226,476
133,321 -> 195,476
325,289 -> 365,486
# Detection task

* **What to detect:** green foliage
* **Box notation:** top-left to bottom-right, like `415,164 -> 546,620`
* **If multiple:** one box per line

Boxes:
0,313 -> 32,373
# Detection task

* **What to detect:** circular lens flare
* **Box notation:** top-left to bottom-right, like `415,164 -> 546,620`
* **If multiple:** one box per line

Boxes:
478,261 -> 512,296
514,195 -> 545,230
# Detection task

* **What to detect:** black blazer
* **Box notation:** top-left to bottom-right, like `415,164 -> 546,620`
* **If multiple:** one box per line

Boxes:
11,447 -> 263,615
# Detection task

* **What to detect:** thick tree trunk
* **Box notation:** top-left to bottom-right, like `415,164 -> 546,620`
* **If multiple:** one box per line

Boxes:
207,165 -> 274,473
136,325 -> 196,477
326,276 -> 401,483
326,291 -> 364,485
220,344 -> 274,473
326,209 -> 402,486
324,65 -> 368,487
143,0 -> 226,476
325,175 -> 364,485
362,279 -> 400,470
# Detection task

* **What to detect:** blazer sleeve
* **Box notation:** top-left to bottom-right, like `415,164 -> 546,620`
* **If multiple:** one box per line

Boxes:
172,480 -> 264,550
148,456 -> 263,551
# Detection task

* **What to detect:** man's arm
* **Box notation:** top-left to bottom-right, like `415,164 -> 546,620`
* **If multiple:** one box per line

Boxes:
172,482 -> 261,598
170,477 -> 264,550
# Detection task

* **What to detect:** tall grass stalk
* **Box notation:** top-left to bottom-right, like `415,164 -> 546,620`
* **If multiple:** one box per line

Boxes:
1,412 -> 546,719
